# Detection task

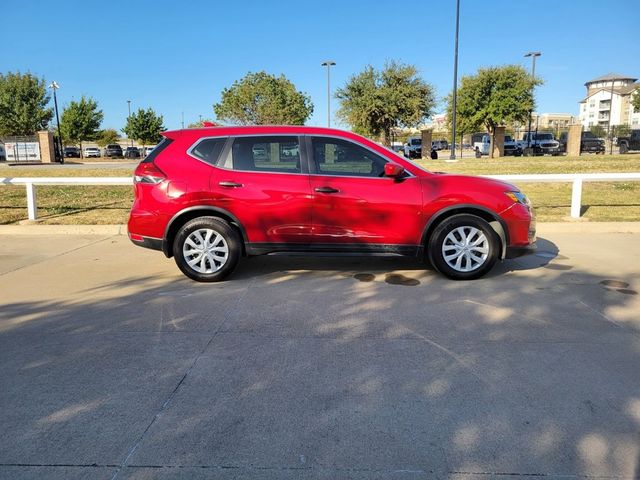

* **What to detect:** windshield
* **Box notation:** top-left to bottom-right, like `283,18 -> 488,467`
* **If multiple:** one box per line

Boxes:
505,136 -> 512,142
535,134 -> 553,140
410,139 -> 421,145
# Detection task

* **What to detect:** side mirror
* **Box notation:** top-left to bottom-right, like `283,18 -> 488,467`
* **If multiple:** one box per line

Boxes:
384,163 -> 405,178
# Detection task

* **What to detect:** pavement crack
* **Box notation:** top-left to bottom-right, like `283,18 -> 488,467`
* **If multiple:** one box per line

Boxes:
109,274 -> 259,480
0,235 -> 116,277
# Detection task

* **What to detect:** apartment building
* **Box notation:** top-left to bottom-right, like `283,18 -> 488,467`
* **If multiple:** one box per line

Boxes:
578,73 -> 640,128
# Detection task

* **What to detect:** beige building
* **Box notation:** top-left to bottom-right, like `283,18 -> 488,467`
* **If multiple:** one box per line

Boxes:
578,73 -> 640,128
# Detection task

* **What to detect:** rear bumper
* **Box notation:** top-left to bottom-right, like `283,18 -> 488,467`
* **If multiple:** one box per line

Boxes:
506,243 -> 536,259
129,233 -> 163,252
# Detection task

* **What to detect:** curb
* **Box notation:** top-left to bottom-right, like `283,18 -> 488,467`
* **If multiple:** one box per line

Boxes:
1,222 -> 640,235
0,225 -> 127,235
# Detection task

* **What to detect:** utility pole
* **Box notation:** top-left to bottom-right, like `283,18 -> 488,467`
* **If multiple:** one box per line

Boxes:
321,61 -> 336,128
524,51 -> 541,152
448,0 -> 461,162
127,100 -> 133,147
608,78 -> 617,155
48,81 -> 63,164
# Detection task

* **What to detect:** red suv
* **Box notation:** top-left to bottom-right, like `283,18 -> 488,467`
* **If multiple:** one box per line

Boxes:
128,126 -> 535,282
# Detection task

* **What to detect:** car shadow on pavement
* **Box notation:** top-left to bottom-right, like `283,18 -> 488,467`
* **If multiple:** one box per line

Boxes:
0,238 -> 639,479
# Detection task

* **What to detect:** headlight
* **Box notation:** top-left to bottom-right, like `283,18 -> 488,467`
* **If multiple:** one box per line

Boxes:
505,191 -> 531,206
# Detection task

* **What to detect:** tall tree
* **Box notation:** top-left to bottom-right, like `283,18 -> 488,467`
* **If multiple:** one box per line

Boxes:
631,89 -> 640,112
60,96 -> 103,155
96,128 -> 120,147
0,72 -> 53,136
336,61 -> 435,146
447,65 -> 540,157
214,71 -> 313,125
123,108 -> 165,146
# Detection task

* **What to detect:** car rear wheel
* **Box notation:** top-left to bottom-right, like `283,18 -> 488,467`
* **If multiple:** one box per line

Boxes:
173,216 -> 241,282
428,214 -> 499,280
619,143 -> 629,154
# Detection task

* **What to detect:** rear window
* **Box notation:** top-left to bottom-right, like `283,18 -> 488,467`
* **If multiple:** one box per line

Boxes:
141,137 -> 173,164
189,137 -> 226,165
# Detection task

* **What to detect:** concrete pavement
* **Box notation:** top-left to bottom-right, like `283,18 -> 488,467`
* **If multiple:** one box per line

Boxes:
0,226 -> 639,479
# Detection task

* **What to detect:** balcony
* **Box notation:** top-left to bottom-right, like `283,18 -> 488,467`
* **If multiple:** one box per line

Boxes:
599,102 -> 611,111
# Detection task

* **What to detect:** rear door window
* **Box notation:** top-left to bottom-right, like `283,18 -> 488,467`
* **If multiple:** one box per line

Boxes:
220,136 -> 302,174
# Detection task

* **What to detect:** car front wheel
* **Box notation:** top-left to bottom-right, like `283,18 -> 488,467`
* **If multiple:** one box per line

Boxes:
173,216 -> 241,282
428,214 -> 499,280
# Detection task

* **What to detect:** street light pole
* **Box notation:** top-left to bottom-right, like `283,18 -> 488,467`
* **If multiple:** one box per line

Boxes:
127,100 -> 133,147
524,52 -> 541,151
321,61 -> 336,128
608,78 -> 617,155
448,0 -> 461,161
48,81 -> 63,164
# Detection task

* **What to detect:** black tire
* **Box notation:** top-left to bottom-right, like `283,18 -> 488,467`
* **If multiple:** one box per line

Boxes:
428,214 -> 500,280
619,143 -> 629,154
173,216 -> 241,282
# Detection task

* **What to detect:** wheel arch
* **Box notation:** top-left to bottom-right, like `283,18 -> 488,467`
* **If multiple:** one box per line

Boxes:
421,205 -> 509,259
163,206 -> 248,258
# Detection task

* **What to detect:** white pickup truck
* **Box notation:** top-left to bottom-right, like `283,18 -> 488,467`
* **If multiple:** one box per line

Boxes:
473,134 -> 523,156
517,132 -> 561,155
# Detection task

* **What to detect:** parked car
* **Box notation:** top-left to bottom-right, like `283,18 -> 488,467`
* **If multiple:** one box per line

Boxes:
558,131 -> 605,154
432,140 -> 449,151
517,132 -> 561,155
144,146 -> 155,156
504,135 -> 523,156
403,136 -> 422,158
128,126 -> 536,282
616,129 -> 640,154
104,144 -> 123,158
63,146 -> 81,158
84,147 -> 101,158
0,143 -> 6,161
124,146 -> 141,159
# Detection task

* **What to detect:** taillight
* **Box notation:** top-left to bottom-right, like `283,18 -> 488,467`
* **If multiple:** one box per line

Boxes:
134,162 -> 166,184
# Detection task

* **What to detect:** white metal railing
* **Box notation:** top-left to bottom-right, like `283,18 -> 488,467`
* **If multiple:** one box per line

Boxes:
1,173 -> 639,221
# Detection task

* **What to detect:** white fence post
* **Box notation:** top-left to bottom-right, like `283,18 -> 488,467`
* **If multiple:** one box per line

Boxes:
570,178 -> 583,218
25,182 -> 37,220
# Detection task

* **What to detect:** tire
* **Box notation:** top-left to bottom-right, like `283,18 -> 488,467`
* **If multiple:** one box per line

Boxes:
428,214 -> 500,280
619,143 -> 628,154
172,216 -> 241,282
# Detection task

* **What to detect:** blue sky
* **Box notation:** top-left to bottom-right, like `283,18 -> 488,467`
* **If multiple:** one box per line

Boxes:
1,0 -> 638,131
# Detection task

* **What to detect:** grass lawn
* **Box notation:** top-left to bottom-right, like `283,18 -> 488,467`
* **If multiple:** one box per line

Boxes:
415,153 -> 640,222
1,154 -> 639,224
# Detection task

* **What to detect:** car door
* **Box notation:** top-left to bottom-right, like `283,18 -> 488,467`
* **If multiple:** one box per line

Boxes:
207,135 -> 314,245
307,135 -> 423,247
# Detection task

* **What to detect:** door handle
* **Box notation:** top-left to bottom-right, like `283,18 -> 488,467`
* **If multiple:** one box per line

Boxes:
219,181 -> 243,188
314,186 -> 339,193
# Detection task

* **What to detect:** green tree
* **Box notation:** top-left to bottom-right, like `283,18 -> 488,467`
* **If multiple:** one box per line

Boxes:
631,89 -> 640,112
60,96 -> 103,154
447,65 -> 540,157
589,125 -> 606,139
214,71 -> 313,125
187,118 -> 216,128
0,72 -> 53,136
336,61 -> 436,146
96,128 -> 120,147
123,108 -> 165,146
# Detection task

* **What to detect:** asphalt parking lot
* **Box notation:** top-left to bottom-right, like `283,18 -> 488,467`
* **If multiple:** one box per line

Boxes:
0,226 -> 639,479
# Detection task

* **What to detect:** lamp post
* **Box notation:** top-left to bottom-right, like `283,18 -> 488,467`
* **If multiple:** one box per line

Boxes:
321,60 -> 336,128
48,81 -> 63,163
608,78 -> 617,155
524,51 -> 541,151
448,0 -> 461,162
127,100 -> 133,147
